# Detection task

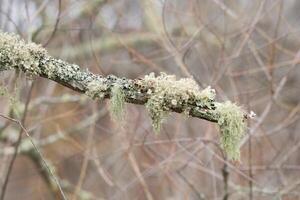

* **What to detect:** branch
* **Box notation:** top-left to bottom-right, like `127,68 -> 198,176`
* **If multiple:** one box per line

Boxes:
0,31 -> 247,160
0,31 -> 218,122
0,114 -> 67,200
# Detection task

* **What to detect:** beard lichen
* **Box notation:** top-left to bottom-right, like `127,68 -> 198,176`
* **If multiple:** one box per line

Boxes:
0,84 -> 22,118
110,84 -> 126,121
142,73 -> 246,159
145,92 -> 169,132
142,72 -> 216,132
215,101 -> 246,160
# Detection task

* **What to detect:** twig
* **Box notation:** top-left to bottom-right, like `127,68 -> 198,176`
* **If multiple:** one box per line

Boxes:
0,82 -> 34,200
43,0 -> 61,47
0,114 -> 67,200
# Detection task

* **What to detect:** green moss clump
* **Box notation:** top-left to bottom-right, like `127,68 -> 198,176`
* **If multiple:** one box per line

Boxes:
216,101 -> 246,160
110,84 -> 126,121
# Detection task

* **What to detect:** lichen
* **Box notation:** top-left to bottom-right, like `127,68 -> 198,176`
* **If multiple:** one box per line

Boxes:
40,58 -> 84,82
44,62 -> 56,78
0,84 -> 22,118
9,86 -> 22,118
0,31 -> 87,82
0,31 -> 47,76
198,86 -> 216,102
86,80 -> 108,100
110,84 -> 126,121
216,101 -> 246,160
146,92 -> 169,132
142,72 -> 216,132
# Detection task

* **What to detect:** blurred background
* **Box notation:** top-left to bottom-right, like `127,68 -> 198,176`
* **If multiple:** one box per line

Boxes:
0,0 -> 300,199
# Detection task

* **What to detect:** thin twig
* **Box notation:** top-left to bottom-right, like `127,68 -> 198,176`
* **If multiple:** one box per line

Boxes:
0,113 -> 68,200
43,0 -> 61,47
0,82 -> 34,200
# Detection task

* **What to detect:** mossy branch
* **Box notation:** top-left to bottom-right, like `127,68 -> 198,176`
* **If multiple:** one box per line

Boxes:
0,31 -> 248,160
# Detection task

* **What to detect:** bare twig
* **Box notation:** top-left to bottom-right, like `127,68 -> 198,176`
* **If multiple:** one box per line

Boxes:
43,0 -> 61,47
0,114 -> 67,200
0,82 -> 34,200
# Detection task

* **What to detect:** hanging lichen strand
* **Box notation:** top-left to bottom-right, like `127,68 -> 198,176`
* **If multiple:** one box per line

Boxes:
0,31 -> 247,160
216,102 -> 246,160
110,84 -> 126,121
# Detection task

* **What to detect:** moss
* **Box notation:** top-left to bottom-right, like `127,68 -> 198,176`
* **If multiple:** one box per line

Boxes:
142,72 -> 216,132
216,101 -> 246,160
110,84 -> 126,121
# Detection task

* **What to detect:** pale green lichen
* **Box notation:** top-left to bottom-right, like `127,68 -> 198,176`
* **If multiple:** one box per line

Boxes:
0,31 -> 47,76
0,84 -> 22,118
86,80 -> 108,100
142,72 -> 216,132
44,62 -> 56,78
110,84 -> 126,121
0,31 -> 86,82
198,86 -> 216,101
146,92 -> 169,132
216,101 -> 246,160
9,86 -> 23,118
